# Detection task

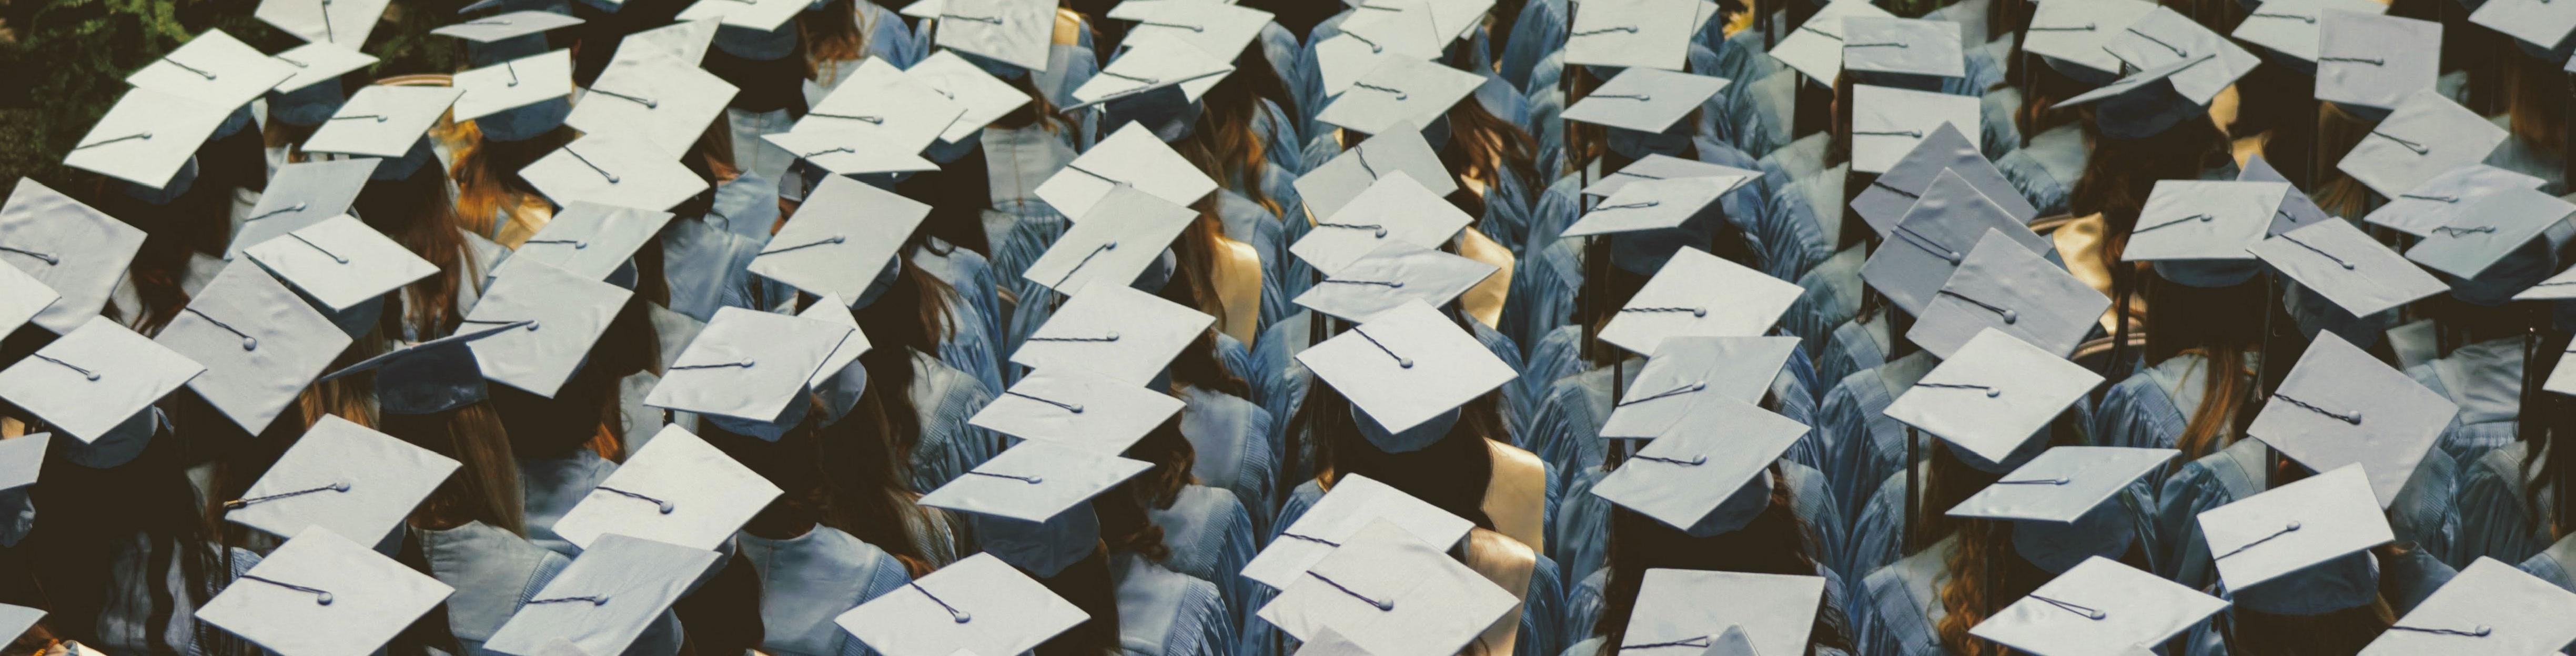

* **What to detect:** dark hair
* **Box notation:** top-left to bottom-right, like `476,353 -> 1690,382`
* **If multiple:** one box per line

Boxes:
1177,39 -> 1298,219
1588,467 -> 1854,655
800,0 -> 874,80
1100,414 -> 1196,562
2139,275 -> 2267,458
354,149 -> 483,341
835,257 -> 965,572
448,125 -> 573,240
1929,412 -> 2097,655
1032,544 -> 1125,656
25,423 -> 246,656
1291,372 -> 1506,531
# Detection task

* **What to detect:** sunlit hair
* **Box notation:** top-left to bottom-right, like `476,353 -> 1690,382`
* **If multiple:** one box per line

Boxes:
800,0 -> 874,81
445,119 -> 571,241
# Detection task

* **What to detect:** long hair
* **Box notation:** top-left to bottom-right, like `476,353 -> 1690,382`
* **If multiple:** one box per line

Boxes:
382,404 -> 526,534
1929,412 -> 2092,656
25,420 -> 245,656
833,258 -> 963,573
2305,104 -> 2379,219
1177,40 -> 1297,218
353,153 -> 482,340
800,0 -> 873,82
446,121 -> 571,241
1293,375 -> 1506,531
2139,275 -> 2266,458
1100,415 -> 1196,562
1156,207 -> 1256,399
1589,468 -> 1855,655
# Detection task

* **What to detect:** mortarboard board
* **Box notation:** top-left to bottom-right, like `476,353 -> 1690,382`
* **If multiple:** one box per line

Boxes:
1563,0 -> 1706,71
233,158 -> 377,261
221,414 -> 459,544
1033,124 -> 1218,220
1115,2 -> 1273,98
1288,171 -> 1474,275
302,86 -> 462,160
2316,12 -> 2441,113
2245,332 -> 2457,507
1562,68 -> 1731,135
968,366 -> 1184,454
0,179 -> 148,334
259,0 -> 393,46
1968,557 -> 2229,655
2234,0 -> 2384,65
1614,569 -> 1826,656
548,424 -> 783,551
1019,187 -> 1200,295
749,176 -> 929,302
904,51 -> 1033,144
128,29 -> 298,117
931,0 -> 1056,73
1767,0 -> 1896,85
1559,174 -> 1751,239
0,261 -> 52,362
156,261 -> 351,434
796,58 -> 968,155
2470,0 -> 2576,53
645,307 -> 855,437
316,320 -> 528,415
519,134 -> 711,211
565,62 -> 739,158
0,604 -> 39,647
1591,398 -> 1805,535
1068,38 -> 1233,109
2237,155 -> 2332,237
431,11 -> 583,67
1316,58 -> 1488,136
918,440 -> 1149,575
1292,241 -> 1500,321
792,297 -> 874,427
2025,0 -> 2158,78
761,130 -> 939,178
2358,557 -> 2576,655
483,534 -> 724,656
2103,7 -> 2261,103
509,203 -> 675,282
461,259 -> 634,397
605,19 -> 720,73
268,42 -> 378,110
2364,164 -> 2550,237
1884,329 -> 2104,471
195,527 -> 454,656
0,316 -> 202,442
64,87 -> 228,190
1597,336 -> 1800,439
1909,230 -> 2112,358
1861,169 -> 2055,316
1946,446 -> 2176,571
450,49 -> 573,140
1582,155 -> 1757,199
2196,464 -> 2392,610
243,214 -> 438,312
1848,85 -> 1981,174
1240,472 -> 1474,588
1297,300 -> 1517,434
2121,180 -> 2289,288
1256,520 -> 1521,656
1293,122 -> 1458,222
1011,284 -> 1214,385
1841,17 -> 1967,83
1851,123 -> 2038,237
834,553 -> 1092,656
1599,247 -> 1803,356
2337,90 -> 2510,199
2404,187 -> 2574,281
2250,218 -> 2450,318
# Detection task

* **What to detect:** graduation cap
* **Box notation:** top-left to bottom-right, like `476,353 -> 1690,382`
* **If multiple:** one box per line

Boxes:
1292,241 -> 1501,321
1293,122 -> 1456,221
1613,569 -> 1826,656
232,158 -> 376,261
266,44 -> 378,128
2358,557 -> 2576,655
2232,0 -> 2384,65
483,534 -> 724,656
461,259 -> 633,397
243,214 -> 438,313
675,0 -> 807,61
2238,155 -> 2333,237
451,49 -> 573,142
2025,0 -> 2158,79
1599,247 -> 1803,356
2469,0 -> 2576,54
2363,164 -> 2550,237
644,307 -> 857,439
564,59 -> 739,158
1562,0 -> 1706,71
0,179 -> 149,334
259,0 -> 393,46
1968,557 -> 2229,656
1582,155 -> 1760,199
1884,329 -> 2104,472
1841,17 -> 1967,86
1767,0 -> 1897,85
1255,519 -> 1521,656
1597,336 -> 1800,439
904,51 -> 1034,144
1851,123 -> 2037,238
2251,218 -> 2450,319
548,424 -> 782,551
2102,7 -> 2261,104
510,203 -> 674,283
1591,398 -> 1806,536
1946,446 -> 2177,572
918,440 -> 1151,576
2336,90 -> 2510,199
791,297 -> 874,427
930,0 -> 1057,73
968,366 -> 1184,454
156,261 -> 351,434
194,527 -> 455,656
1316,58 -> 1488,137
0,604 -> 41,647
2196,464 -> 2392,614
2403,187 -> 2574,283
1848,85 -> 1981,174
1562,68 -> 1731,135
834,553 -> 1092,656
1908,230 -> 2113,359
2052,52 -> 2241,141
2246,332 -> 2458,507
1068,38 -> 1233,109
519,134 -> 711,211
748,176 -> 929,302
1288,172 -> 1475,276
222,414 -> 459,544
2120,180 -> 2289,288
796,57 -> 968,154
604,19 -> 720,73
1861,170 -> 2056,316
1239,472 -> 1474,589
0,263 -> 53,362
2316,12 -> 2442,113
1023,190 -> 1197,296
1111,1 -> 1274,97
1033,123 -> 1218,221
1010,284 -> 1214,385
316,320 -> 527,415
760,130 -> 938,178
128,29 -> 298,120
430,11 -> 584,67
64,87 -> 229,190
1558,177 -> 1744,238
0,316 -> 201,443
302,86 -> 463,160
1299,300 -> 1516,449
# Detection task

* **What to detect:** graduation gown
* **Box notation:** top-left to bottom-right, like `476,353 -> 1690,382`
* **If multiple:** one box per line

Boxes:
736,524 -> 911,656
1147,485 -> 1261,635
1113,556 -> 1236,656
418,521 -> 579,656
1178,387 -> 1278,536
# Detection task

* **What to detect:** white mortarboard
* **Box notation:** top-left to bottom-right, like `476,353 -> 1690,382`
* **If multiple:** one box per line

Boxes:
2050,53 -> 2229,140
519,134 -> 711,211
1767,0 -> 1896,84
605,19 -> 720,72
2024,0 -> 2158,76
1598,336 -> 1800,439
919,440 -> 1152,523
645,307 -> 855,435
968,366 -> 1184,454
2234,0 -> 2383,64
2245,332 -> 2457,508
2404,188 -> 2575,281
1909,231 -> 2114,359
904,51 -> 1033,144
1559,177 -> 1745,238
222,414 -> 459,543
0,316 -> 200,442
462,259 -> 633,397
2470,0 -> 2576,53
1069,39 -> 1233,107
792,297 -> 873,427
270,43 -> 379,95
1590,399 -> 1806,533
1292,241 -> 1500,321
1968,557 -> 2229,656
242,214 -> 438,312
1947,447 -> 2176,524
1316,57 -> 1488,136
673,0 -> 805,33
156,261 -> 350,434
1010,284 -> 1214,385
1850,123 -> 2036,237
2359,557 -> 2576,655
749,176 -> 929,301
233,159 -> 378,260
314,320 -> 524,416
1335,0 -> 1493,50
64,87 -> 227,189
1299,300 -> 1516,435
2102,7 -> 2260,104
1290,629 -> 1369,656
1615,569 -> 1825,656
483,534 -> 723,656
451,49 -> 573,123
1019,187 -> 1199,295
1116,2 -> 1272,97
128,29 -> 298,114
2119,180 -> 2288,287
1599,247 -> 1803,356
302,86 -> 463,159
0,179 -> 148,334
259,0 -> 393,46
1562,0 -> 1705,70
2195,463 -> 2393,595
1848,85 -> 1981,174
0,260 -> 52,344
1033,124 -> 1218,220
1292,122 -> 1457,222
2518,265 -> 2576,304
2365,164 -> 2550,237
2316,12 -> 2441,112
1841,17 -> 1966,79
2337,90 -> 2510,199
0,604 -> 39,645
760,130 -> 938,177
2238,156 -> 2333,237
1240,472 -> 1475,589
797,57 -> 968,154
1255,519 -> 1520,656
1862,169 -> 2055,315
565,62 -> 739,158
511,203 -> 675,281
1288,172 -> 1474,275
430,11 -> 585,49
1884,329 -> 2104,470
1308,31 -> 1411,99
1562,68 -> 1731,135
548,425 -> 783,551
194,527 -> 454,656
2249,219 -> 2449,318
835,553 -> 1092,656
932,0 -> 1056,72
1582,155 -> 1759,199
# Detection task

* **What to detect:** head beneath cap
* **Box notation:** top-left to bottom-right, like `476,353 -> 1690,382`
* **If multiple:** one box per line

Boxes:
270,79 -> 350,128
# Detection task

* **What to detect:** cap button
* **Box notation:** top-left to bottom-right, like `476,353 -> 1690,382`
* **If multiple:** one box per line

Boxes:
2001,310 -> 2019,324
1397,358 -> 1415,369
953,612 -> 973,623
314,592 -> 334,605
241,337 -> 258,351
330,482 -> 352,492
656,501 -> 676,514
1690,308 -> 1708,318
1985,388 -> 2002,398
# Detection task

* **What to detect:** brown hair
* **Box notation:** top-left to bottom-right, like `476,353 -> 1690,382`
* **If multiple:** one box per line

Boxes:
1588,467 -> 1853,655
800,0 -> 874,81
1100,415 -> 1197,562
383,403 -> 526,534
2305,104 -> 2379,219
1928,415 -> 2089,655
446,121 -> 571,240
1176,41 -> 1297,219
2139,275 -> 2266,458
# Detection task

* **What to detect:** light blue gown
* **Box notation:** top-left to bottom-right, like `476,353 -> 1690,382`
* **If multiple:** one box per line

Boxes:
2453,441 -> 2555,571
1498,0 -> 1568,93
2154,439 -> 2461,592
662,204 -> 775,323
1112,556 -> 1237,656
1755,133 -> 1833,208
418,521 -> 579,656
2088,352 -> 2262,494
519,449 -> 620,557
1853,535 -> 1960,656
1781,246 -> 1869,370
1751,163 -> 1847,283
1820,353 -> 1938,581
911,240 -> 1006,395
736,524 -> 911,656
903,350 -> 1006,493
1994,124 -> 2088,218
1146,485 -> 1261,635
1980,86 -> 2023,160
2405,337 -> 2528,467
1554,461 -> 1847,598
1813,316 -> 1894,407
1178,387 -> 1278,536
2520,532 -> 2576,592
979,122 -> 1081,281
